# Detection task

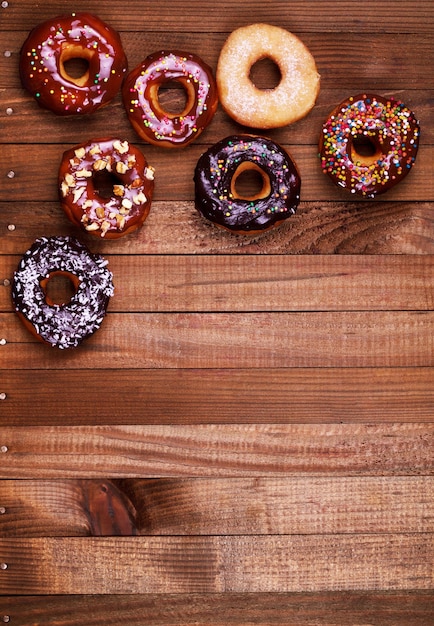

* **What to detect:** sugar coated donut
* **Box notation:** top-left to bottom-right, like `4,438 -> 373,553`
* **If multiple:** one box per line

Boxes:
319,93 -> 420,197
12,236 -> 114,349
194,134 -> 301,234
59,138 -> 155,239
216,23 -> 320,129
123,50 -> 218,147
19,12 -> 128,115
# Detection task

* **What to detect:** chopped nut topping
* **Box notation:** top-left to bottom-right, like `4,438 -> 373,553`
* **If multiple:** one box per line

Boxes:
95,206 -> 106,219
116,214 -> 126,230
61,181 -> 70,197
72,186 -> 86,203
121,198 -> 133,210
133,191 -> 147,205
145,166 -> 155,181
74,147 -> 86,159
100,220 -> 111,236
85,222 -> 99,231
119,206 -> 130,215
82,199 -> 93,210
130,177 -> 142,189
113,184 -> 125,197
116,161 -> 129,174
69,157 -> 80,167
109,211 -> 118,219
89,144 -> 102,156
65,173 -> 76,187
76,168 -> 92,178
93,159 -> 107,171
81,214 -> 89,224
113,140 -> 129,154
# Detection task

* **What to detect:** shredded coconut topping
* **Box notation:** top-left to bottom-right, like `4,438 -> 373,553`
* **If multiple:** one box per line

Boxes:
12,236 -> 114,349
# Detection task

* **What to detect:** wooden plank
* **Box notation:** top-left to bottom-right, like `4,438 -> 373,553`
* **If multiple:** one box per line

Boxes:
0,424 -> 432,478
2,0 -> 433,33
1,86 -> 432,146
2,311 -> 434,369
2,255 -> 434,313
1,591 -> 434,626
1,200 -> 434,255
1,477 -> 432,537
0,534 -> 432,593
1,144 -> 432,203
2,367 -> 434,425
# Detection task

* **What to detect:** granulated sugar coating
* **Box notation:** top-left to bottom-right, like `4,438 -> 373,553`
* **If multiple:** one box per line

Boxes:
216,23 -> 320,129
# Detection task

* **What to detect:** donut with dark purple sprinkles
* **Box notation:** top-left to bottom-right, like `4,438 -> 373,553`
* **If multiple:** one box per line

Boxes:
12,236 -> 114,349
194,134 -> 300,234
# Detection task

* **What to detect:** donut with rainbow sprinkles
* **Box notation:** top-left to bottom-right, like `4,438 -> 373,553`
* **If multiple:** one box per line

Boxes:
319,93 -> 420,198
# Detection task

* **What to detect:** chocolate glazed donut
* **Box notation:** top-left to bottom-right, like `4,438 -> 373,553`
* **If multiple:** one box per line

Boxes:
319,93 -> 420,197
19,12 -> 127,115
194,134 -> 301,234
12,236 -> 114,349
123,50 -> 218,147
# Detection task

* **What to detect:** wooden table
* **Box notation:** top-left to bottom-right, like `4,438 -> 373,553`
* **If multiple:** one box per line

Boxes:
1,1 -> 433,623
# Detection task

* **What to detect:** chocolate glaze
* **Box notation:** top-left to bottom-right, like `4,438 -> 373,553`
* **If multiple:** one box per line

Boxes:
20,12 -> 127,115
319,93 -> 420,197
123,50 -> 218,147
12,236 -> 114,349
59,138 -> 155,239
194,135 -> 301,233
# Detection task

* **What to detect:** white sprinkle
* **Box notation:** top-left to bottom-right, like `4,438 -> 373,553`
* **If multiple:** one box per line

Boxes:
5,107 -> 13,115
6,170 -> 14,179
7,224 -> 15,231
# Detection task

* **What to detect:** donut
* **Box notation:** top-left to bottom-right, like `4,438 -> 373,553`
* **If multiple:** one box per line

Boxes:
194,134 -> 301,234
12,236 -> 114,349
59,138 -> 155,239
122,50 -> 218,147
19,12 -> 128,115
319,93 -> 420,197
216,23 -> 320,129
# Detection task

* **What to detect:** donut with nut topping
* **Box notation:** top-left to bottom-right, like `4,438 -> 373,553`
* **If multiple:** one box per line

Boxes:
59,138 -> 155,238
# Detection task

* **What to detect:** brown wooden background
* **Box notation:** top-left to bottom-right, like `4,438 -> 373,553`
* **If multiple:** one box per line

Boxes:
1,1 -> 433,623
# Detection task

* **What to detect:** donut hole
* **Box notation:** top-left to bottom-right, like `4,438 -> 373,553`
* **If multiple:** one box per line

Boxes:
59,45 -> 93,87
351,133 -> 383,165
231,162 -> 271,200
93,169 -> 123,199
41,271 -> 79,307
62,57 -> 90,81
157,80 -> 189,116
249,57 -> 282,90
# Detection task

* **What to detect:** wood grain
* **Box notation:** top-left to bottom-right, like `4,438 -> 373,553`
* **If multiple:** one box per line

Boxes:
1,535 -> 433,594
0,424 -> 432,478
2,143 -> 432,202
1,592 -> 434,626
2,311 -> 434,368
1,200 -> 434,255
1,477 -> 431,537
3,0 -> 434,32
2,367 -> 433,425
2,255 -> 434,312
1,0 -> 433,621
